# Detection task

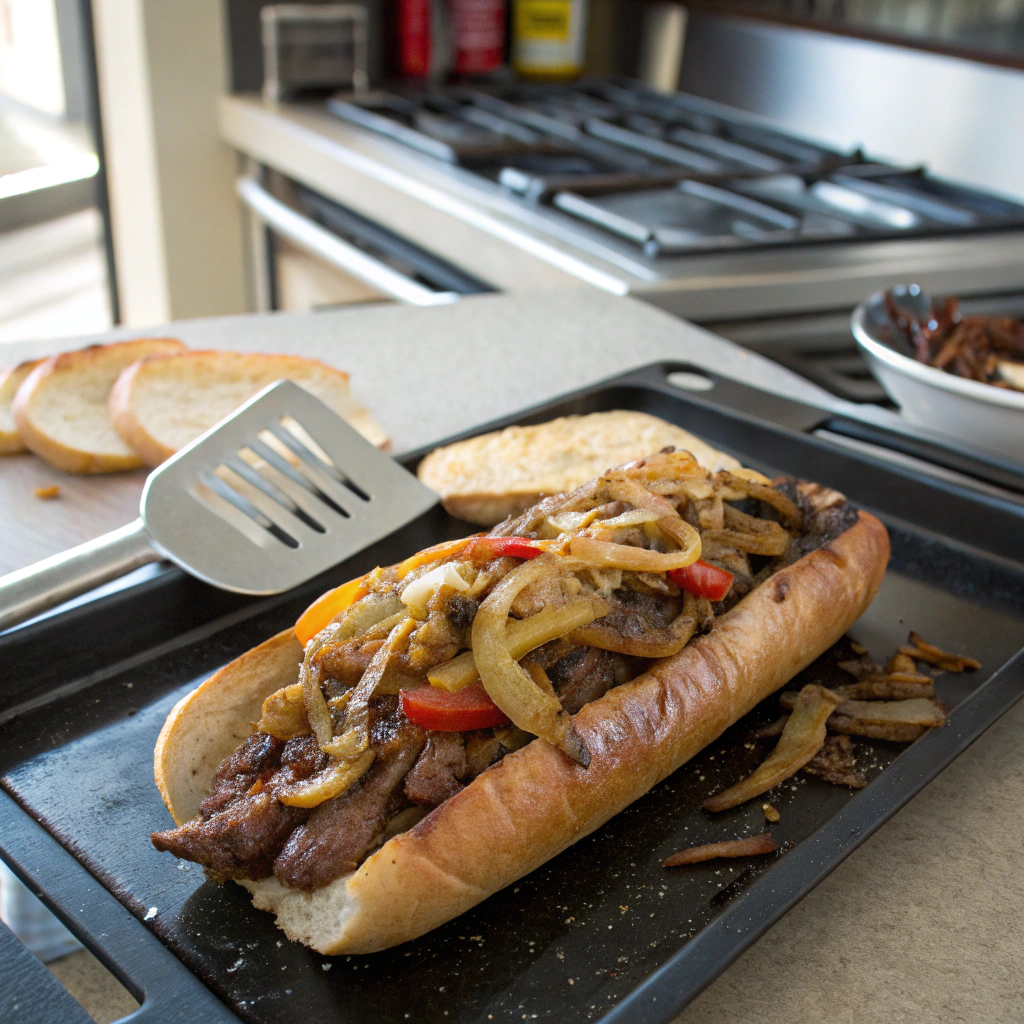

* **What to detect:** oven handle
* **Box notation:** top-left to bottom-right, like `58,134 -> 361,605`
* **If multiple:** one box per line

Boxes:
236,177 -> 460,306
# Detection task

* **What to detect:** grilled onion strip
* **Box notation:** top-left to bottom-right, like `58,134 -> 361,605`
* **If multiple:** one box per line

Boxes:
472,556 -> 591,766
258,683 -> 308,740
704,685 -> 842,812
282,617 -> 414,808
428,595 -> 610,692
568,531 -> 701,572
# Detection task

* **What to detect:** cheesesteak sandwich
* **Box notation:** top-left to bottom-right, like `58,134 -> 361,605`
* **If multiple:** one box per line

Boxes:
151,448 -> 889,953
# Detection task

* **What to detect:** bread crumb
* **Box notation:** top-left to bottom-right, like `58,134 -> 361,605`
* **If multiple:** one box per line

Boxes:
762,802 -> 780,822
33,485 -> 60,500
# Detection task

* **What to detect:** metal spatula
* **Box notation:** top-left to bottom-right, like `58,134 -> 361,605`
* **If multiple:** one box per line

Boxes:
0,381 -> 439,632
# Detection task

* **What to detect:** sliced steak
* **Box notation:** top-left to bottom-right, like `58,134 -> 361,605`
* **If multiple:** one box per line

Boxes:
199,731 -> 282,817
273,709 -> 424,891
266,735 -> 330,796
151,791 -> 308,882
151,733 -> 326,882
549,646 -> 631,715
773,478 -> 858,566
465,730 -> 506,778
404,732 -> 467,807
314,636 -> 386,687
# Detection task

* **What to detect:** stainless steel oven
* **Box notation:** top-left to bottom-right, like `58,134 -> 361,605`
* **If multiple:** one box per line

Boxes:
237,170 -> 495,312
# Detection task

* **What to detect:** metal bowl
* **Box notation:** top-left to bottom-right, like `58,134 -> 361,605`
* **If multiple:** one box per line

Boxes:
852,284 -> 1024,462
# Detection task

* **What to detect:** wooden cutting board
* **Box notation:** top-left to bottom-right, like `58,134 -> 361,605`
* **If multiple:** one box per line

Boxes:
3,453 -> 145,576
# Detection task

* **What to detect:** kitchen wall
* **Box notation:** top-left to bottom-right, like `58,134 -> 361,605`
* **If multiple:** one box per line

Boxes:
675,10 -> 1024,202
91,0 -> 247,326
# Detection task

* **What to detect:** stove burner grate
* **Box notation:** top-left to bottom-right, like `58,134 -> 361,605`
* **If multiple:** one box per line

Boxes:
326,80 -> 1024,258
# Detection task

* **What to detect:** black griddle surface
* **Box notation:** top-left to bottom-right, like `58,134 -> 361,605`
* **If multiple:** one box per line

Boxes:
3,364 -> 1024,1024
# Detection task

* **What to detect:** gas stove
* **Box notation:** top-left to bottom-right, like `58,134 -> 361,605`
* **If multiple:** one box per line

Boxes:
326,79 -> 1024,261
221,80 -> 1024,322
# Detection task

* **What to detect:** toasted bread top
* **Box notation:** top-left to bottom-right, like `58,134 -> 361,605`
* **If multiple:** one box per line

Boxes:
417,410 -> 742,526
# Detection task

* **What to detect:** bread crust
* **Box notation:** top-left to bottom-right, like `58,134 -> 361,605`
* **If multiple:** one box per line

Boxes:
155,511 -> 889,954
0,359 -> 42,454
107,358 -> 174,467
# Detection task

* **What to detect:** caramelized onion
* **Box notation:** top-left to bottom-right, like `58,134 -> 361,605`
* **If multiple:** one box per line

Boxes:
568,532 -> 701,572
323,617 -> 415,761
471,556 -> 591,766
831,697 -> 946,728
301,588 -> 382,747
257,683 -> 308,740
286,617 -> 414,808
302,665 -> 334,748
600,475 -> 679,519
307,592 -> 404,655
704,685 -> 842,812
700,527 -> 789,557
901,631 -> 981,672
275,749 -> 375,808
428,596 -> 609,692
721,471 -> 802,530
662,833 -> 777,867
588,508 -> 661,535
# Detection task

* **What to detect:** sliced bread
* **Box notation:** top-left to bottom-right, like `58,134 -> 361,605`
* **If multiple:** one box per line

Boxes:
108,350 -> 389,466
417,409 -> 743,526
0,359 -> 43,454
13,338 -> 187,473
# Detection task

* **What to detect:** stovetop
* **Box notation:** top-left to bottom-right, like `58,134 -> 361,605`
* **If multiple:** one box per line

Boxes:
326,79 -> 1024,259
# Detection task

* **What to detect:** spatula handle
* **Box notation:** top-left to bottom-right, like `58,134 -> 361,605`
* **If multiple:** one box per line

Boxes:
0,520 -> 159,633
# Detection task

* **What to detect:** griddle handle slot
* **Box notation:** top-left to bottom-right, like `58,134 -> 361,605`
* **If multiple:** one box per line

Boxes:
0,916 -> 93,1024
0,792 -> 241,1023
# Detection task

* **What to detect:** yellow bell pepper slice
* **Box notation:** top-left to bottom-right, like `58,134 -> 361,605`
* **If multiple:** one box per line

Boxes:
394,535 -> 479,578
294,536 -> 480,645
295,574 -> 369,646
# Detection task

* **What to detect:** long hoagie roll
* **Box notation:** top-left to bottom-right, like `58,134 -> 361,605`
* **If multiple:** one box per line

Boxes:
153,451 -> 889,953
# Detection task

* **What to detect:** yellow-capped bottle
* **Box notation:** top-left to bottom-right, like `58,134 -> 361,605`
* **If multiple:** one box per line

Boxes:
513,0 -> 588,81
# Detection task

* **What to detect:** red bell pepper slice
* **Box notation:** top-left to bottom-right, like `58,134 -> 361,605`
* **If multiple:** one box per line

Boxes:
400,682 -> 511,732
668,559 -> 734,602
465,537 -> 544,562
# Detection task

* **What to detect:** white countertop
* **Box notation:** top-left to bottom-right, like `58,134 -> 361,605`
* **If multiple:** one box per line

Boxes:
0,289 -> 834,457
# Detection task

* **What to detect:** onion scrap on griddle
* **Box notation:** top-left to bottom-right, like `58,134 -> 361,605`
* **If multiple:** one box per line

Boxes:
900,631 -> 981,673
704,685 -> 843,812
662,833 -> 777,867
731,632 -> 977,809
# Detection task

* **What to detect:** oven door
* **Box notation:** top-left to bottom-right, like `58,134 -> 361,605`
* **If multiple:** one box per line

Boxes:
237,174 -> 495,311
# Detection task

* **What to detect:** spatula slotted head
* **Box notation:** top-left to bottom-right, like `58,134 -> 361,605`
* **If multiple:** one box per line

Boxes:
140,380 -> 438,594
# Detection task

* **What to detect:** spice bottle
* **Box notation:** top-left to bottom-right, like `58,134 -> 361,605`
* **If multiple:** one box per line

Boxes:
512,0 -> 588,81
396,0 -> 452,79
450,0 -> 507,77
